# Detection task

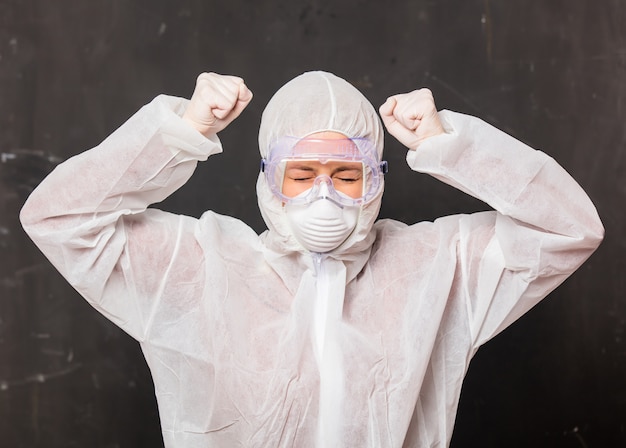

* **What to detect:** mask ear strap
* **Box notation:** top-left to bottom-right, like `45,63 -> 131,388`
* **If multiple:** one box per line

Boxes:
380,161 -> 389,174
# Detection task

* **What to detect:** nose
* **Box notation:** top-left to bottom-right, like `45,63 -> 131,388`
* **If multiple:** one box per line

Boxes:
309,175 -> 344,208
313,175 -> 333,199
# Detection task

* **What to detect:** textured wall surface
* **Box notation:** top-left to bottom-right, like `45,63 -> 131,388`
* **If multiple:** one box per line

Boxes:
1,0 -> 624,446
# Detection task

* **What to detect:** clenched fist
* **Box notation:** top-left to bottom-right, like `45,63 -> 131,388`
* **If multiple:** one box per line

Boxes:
379,88 -> 445,150
183,72 -> 253,137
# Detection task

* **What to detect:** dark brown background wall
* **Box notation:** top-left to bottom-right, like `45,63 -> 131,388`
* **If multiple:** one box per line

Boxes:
1,0 -> 624,446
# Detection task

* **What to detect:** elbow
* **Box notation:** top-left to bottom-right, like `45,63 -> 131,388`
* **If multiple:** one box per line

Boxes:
583,212 -> 605,251
564,217 -> 604,265
19,194 -> 40,235
19,189 -> 56,241
587,222 -> 605,251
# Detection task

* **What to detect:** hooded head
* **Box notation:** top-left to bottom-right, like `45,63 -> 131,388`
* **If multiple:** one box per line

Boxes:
256,71 -> 385,256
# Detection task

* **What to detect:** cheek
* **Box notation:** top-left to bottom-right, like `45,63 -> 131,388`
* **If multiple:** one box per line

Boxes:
281,181 -> 294,197
338,180 -> 364,198
281,179 -> 304,198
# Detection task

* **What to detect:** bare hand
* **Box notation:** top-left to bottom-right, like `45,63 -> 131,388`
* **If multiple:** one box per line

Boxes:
183,72 -> 253,137
379,88 -> 444,149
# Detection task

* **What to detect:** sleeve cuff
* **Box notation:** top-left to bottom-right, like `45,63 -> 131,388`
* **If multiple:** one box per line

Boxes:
154,95 -> 224,161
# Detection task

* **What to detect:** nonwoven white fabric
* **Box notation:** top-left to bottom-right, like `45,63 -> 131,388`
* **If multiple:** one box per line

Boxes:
20,75 -> 603,447
256,71 -> 385,258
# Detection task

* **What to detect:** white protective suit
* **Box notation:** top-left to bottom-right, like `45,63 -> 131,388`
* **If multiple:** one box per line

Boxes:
20,71 -> 604,448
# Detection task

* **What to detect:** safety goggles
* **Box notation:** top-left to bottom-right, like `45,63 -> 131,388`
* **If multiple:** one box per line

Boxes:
261,136 -> 388,207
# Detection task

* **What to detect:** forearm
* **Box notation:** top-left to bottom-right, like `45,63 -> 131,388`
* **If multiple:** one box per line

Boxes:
406,110 -> 604,244
21,95 -> 221,234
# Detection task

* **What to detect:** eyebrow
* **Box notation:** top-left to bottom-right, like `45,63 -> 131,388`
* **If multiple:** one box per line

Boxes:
286,165 -> 362,176
333,166 -> 362,173
286,164 -> 316,171
286,163 -> 362,171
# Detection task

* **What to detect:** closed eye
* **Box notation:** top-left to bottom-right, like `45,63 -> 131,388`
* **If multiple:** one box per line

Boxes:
333,169 -> 362,183
286,168 -> 316,182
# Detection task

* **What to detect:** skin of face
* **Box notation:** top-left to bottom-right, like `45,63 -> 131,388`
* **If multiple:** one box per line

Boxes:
281,131 -> 365,199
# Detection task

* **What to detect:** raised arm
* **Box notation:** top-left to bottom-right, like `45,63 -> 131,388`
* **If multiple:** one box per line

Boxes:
380,89 -> 604,346
20,73 -> 253,340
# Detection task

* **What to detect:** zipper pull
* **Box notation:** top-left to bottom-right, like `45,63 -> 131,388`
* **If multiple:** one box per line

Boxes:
312,252 -> 324,276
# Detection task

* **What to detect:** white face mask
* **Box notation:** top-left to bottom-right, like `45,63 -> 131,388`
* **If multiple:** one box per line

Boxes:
285,196 -> 360,253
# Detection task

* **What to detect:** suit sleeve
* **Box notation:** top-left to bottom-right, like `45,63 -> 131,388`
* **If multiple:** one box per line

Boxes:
20,95 -> 223,340
406,110 -> 604,348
